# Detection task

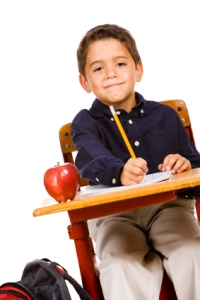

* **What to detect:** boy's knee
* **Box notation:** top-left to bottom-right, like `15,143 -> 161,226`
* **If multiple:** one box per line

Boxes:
169,240 -> 200,263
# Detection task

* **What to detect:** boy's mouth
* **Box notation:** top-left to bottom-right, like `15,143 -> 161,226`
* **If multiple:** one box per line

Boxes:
105,82 -> 123,89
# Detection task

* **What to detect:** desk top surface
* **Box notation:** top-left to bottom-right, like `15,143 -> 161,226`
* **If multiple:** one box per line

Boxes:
33,168 -> 200,217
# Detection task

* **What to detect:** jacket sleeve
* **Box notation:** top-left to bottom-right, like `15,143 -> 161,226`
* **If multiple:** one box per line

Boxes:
71,111 -> 124,186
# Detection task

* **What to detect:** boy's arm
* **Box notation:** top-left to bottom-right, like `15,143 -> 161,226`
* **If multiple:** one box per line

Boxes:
72,120 -> 124,186
159,115 -> 200,197
165,112 -> 200,170
72,122 -> 148,186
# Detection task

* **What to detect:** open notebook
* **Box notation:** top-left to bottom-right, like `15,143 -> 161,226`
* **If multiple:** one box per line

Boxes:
76,170 -> 173,198
140,170 -> 173,184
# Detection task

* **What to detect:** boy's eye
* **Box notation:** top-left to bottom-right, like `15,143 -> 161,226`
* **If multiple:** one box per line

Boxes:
117,62 -> 126,67
94,67 -> 103,72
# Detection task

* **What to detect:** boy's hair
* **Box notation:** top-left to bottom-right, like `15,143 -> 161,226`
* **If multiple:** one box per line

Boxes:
77,24 -> 141,77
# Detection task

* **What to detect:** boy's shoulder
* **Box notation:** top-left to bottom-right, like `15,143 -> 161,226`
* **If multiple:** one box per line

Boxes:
72,98 -> 109,124
135,92 -> 178,114
146,98 -> 179,114
72,108 -> 90,125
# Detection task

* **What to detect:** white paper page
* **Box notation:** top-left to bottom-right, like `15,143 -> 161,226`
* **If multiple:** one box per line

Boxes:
76,171 -> 172,198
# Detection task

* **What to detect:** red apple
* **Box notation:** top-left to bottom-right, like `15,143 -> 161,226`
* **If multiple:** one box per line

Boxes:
44,162 -> 80,202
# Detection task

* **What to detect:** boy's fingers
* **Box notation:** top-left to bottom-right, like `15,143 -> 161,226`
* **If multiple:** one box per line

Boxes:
160,154 -> 182,171
171,159 -> 191,174
127,157 -> 148,173
159,154 -> 191,174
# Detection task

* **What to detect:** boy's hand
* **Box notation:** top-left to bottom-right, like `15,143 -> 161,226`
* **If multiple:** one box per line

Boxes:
158,154 -> 191,174
120,157 -> 148,186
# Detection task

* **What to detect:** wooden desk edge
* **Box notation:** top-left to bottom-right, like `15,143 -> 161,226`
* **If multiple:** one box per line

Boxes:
33,169 -> 200,217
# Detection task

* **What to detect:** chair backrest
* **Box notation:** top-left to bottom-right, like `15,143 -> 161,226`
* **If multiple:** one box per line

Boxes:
59,100 -> 195,188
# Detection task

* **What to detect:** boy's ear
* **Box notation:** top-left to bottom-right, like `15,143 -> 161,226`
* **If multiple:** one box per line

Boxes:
79,74 -> 92,93
136,62 -> 143,82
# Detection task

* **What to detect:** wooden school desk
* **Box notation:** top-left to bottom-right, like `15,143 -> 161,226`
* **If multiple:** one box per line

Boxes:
33,168 -> 200,300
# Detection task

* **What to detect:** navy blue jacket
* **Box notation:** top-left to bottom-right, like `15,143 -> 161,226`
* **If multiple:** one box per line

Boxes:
71,92 -> 200,196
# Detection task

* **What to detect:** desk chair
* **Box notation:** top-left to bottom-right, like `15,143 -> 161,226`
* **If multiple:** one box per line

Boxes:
40,100 -> 200,300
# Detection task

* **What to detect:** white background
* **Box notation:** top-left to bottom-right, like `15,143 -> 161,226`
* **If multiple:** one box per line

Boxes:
0,1 -> 200,298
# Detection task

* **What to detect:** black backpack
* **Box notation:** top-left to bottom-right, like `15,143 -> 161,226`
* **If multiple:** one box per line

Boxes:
0,258 -> 92,300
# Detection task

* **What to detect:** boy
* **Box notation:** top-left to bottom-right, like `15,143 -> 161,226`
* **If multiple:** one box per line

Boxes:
71,24 -> 200,300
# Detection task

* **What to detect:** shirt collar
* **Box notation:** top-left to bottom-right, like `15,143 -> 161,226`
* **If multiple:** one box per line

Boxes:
90,92 -> 147,118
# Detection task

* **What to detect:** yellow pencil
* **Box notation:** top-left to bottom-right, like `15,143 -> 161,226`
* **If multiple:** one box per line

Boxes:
109,105 -> 136,158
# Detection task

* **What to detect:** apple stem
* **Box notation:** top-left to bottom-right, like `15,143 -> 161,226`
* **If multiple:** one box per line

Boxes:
57,162 -> 60,166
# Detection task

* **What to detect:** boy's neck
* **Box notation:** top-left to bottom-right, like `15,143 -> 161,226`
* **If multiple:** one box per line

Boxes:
110,96 -> 137,113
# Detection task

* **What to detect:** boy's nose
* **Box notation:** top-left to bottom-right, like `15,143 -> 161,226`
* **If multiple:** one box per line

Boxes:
106,67 -> 117,79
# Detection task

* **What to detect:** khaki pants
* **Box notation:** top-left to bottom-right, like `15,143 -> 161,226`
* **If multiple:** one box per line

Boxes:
88,197 -> 200,300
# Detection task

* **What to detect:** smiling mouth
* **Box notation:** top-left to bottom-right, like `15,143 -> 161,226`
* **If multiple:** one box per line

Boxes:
105,82 -> 123,89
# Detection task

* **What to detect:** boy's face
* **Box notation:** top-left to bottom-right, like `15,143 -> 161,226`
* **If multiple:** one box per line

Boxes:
79,38 -> 143,112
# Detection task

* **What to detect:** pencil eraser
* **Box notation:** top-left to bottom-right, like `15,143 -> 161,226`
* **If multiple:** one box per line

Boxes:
109,105 -> 115,114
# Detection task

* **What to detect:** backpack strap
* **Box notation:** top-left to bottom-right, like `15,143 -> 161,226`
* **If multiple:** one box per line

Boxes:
42,259 -> 92,300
